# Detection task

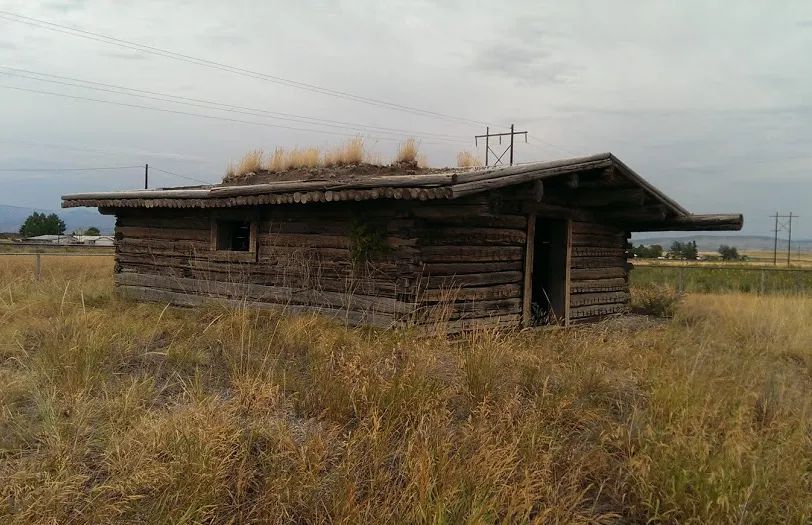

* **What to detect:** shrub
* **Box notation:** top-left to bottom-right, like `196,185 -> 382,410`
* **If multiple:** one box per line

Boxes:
631,283 -> 683,317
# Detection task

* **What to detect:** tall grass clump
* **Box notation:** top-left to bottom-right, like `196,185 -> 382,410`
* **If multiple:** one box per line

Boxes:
323,137 -> 365,167
394,138 -> 420,165
1,254 -> 810,523
456,150 -> 483,168
225,149 -> 264,179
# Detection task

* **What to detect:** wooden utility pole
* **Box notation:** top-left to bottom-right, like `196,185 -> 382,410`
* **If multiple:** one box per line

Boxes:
475,124 -> 528,167
787,212 -> 793,267
144,163 -> 149,190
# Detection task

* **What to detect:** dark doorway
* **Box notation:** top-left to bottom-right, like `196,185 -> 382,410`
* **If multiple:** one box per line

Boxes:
531,218 -> 569,325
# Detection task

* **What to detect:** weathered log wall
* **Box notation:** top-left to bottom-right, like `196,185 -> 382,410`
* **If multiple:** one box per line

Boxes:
111,188 -> 632,332
114,203 -> 422,327
568,221 -> 631,322
409,194 -> 526,332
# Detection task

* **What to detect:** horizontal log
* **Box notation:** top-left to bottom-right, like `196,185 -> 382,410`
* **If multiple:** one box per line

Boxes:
418,214 -> 527,230
570,267 -> 627,280
570,256 -> 627,269
115,272 -> 416,314
117,215 -> 211,230
628,213 -> 744,232
449,172 -> 543,199
117,265 -> 413,297
258,233 -> 353,249
419,246 -> 524,263
118,286 -> 395,328
419,227 -> 526,246
419,283 -> 522,302
569,291 -> 630,308
571,234 -> 626,248
117,226 -> 211,242
569,278 -> 628,294
570,246 -> 627,258
569,303 -> 630,319
421,271 -> 522,288
421,261 -> 523,275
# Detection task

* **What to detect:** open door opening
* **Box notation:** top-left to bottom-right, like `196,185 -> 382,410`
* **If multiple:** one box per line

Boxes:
531,218 -> 569,325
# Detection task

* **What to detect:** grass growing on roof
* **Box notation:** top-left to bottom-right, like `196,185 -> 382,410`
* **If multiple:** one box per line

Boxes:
457,150 -> 483,168
0,254 -> 810,523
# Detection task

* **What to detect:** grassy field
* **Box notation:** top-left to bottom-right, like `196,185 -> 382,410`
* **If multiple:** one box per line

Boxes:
632,265 -> 812,295
0,256 -> 810,524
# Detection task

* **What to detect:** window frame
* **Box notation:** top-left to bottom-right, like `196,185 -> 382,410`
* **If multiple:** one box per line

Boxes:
209,211 -> 258,262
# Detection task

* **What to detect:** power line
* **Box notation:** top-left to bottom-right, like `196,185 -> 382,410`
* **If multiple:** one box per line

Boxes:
0,67 -> 470,144
0,10 -> 495,128
0,165 -> 142,171
150,166 -> 210,185
0,84 -> 467,147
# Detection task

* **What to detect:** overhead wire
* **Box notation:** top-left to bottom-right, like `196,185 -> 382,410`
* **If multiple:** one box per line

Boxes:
149,166 -> 210,185
0,66 -> 471,143
0,165 -> 142,171
0,10 -> 496,128
0,84 -> 469,147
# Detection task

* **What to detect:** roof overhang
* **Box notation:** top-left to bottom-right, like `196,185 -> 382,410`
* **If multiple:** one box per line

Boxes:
61,152 -> 742,232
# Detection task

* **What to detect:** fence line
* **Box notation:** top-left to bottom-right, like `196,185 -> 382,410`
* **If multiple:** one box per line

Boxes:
1,251 -> 113,280
634,263 -> 812,274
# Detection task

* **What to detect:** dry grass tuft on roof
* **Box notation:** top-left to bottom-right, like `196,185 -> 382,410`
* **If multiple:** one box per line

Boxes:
225,149 -> 265,181
222,137 -> 433,183
456,151 -> 482,168
394,138 -> 419,165
267,147 -> 323,172
323,137 -> 365,167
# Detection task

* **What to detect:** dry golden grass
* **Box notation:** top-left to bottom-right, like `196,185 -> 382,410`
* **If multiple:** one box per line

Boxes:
1,255 -> 810,524
457,150 -> 483,168
323,137 -> 365,167
230,149 -> 264,178
395,138 -> 420,164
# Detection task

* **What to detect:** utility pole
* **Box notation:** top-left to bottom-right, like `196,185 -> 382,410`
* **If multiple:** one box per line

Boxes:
771,212 -> 799,267
772,212 -> 779,265
144,163 -> 149,190
787,212 -> 793,267
475,124 -> 528,167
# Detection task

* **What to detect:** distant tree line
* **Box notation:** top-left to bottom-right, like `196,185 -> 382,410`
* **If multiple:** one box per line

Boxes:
634,240 -> 746,262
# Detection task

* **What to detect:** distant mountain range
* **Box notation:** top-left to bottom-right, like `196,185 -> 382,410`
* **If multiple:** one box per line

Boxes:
634,234 -> 812,252
0,204 -> 115,235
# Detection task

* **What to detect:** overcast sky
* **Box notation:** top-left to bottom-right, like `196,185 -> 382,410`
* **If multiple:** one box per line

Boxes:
1,0 -> 810,237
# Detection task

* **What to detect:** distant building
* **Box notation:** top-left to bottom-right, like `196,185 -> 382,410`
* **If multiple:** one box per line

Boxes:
74,235 -> 115,246
23,234 -> 78,245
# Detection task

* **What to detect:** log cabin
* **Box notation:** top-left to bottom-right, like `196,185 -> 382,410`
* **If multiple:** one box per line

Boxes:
62,153 -> 742,332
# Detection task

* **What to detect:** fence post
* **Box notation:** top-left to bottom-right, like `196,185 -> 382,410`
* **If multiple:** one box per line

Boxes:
35,253 -> 41,281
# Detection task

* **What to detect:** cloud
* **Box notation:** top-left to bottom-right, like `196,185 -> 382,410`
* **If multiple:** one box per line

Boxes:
41,0 -> 87,13
100,51 -> 149,61
469,15 -> 579,84
0,41 -> 17,50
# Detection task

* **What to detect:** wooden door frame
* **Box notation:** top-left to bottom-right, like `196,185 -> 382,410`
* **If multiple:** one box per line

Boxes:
522,214 -> 572,327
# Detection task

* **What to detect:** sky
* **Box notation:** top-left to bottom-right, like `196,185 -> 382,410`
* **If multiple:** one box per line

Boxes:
0,0 -> 810,237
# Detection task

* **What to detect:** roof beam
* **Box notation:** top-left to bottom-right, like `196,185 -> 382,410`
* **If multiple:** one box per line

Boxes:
627,214 -> 744,232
